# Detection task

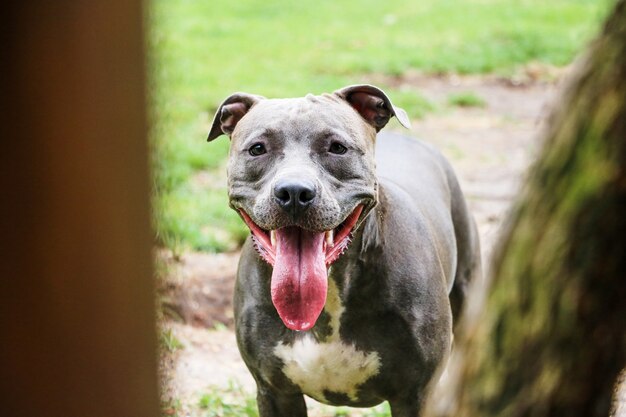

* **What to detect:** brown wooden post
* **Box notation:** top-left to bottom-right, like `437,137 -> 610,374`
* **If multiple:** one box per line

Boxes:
0,2 -> 160,417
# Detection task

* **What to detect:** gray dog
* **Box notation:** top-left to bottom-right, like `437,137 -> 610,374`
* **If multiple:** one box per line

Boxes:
207,85 -> 481,417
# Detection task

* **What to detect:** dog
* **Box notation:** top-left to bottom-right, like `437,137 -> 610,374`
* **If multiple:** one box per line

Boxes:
207,85 -> 481,416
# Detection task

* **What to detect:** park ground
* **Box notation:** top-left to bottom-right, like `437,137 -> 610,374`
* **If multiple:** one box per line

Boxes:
158,72 -> 626,416
149,1 -> 622,416
158,69 -> 583,417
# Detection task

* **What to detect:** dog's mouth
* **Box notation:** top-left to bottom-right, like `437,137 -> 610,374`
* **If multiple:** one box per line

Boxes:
239,205 -> 364,332
239,205 -> 363,267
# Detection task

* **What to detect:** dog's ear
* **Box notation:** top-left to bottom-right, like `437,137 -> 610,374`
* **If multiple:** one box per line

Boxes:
334,84 -> 411,131
207,93 -> 265,141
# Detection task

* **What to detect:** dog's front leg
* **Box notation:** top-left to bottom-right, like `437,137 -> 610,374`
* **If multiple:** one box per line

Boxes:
389,392 -> 425,417
256,383 -> 307,417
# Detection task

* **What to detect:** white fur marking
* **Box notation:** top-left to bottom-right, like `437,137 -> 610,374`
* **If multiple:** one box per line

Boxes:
274,337 -> 381,403
324,278 -> 344,341
274,278 -> 381,403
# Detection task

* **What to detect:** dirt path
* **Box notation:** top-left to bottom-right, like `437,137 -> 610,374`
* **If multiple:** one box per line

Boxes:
159,74 -> 584,415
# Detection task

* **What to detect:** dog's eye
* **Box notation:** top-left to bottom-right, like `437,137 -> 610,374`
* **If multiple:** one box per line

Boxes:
248,143 -> 267,156
328,142 -> 347,155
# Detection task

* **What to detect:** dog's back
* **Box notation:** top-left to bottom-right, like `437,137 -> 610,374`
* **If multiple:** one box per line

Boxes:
376,132 -> 481,323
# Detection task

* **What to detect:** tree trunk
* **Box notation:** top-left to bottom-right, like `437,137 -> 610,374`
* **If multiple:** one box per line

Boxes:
426,1 -> 626,416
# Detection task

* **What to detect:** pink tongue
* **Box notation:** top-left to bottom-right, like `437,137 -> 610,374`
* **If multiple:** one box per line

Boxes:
270,227 -> 327,331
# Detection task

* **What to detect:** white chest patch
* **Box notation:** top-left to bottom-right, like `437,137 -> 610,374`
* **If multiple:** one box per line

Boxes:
274,337 -> 381,403
273,278 -> 381,403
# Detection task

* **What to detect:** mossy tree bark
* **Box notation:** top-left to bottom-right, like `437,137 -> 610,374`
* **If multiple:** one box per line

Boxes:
426,1 -> 626,416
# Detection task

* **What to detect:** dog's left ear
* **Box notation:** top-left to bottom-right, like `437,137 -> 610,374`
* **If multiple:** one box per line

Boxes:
207,92 -> 265,141
335,84 -> 411,131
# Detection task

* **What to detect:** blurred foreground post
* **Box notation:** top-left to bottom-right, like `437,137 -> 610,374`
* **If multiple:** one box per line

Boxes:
426,1 -> 626,416
0,2 -> 160,417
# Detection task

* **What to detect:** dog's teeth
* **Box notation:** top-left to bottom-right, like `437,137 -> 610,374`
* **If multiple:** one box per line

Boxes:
325,230 -> 334,247
270,230 -> 276,247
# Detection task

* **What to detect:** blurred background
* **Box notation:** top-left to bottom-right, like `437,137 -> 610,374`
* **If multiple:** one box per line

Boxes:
150,1 -> 613,416
150,0 -> 610,254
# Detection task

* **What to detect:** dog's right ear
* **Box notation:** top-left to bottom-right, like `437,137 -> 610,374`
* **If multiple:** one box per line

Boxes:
207,93 -> 265,141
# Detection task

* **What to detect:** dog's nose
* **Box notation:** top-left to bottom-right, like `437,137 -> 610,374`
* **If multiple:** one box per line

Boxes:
274,180 -> 317,213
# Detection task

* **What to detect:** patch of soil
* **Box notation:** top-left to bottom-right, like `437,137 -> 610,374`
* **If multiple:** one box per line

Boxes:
158,251 -> 239,329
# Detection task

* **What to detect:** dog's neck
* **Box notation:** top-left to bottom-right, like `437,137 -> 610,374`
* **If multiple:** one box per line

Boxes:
326,184 -> 389,303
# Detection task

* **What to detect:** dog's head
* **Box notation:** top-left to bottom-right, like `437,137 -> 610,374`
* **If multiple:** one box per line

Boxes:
208,85 -> 409,331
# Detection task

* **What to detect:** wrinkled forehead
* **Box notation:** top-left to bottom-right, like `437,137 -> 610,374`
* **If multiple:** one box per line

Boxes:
232,94 -> 372,142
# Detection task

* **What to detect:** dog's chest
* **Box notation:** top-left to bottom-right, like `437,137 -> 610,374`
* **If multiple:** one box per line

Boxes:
274,336 -> 380,403
272,280 -> 381,404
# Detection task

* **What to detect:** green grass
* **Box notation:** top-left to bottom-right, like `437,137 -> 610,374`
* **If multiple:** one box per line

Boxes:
193,384 -> 392,417
160,328 -> 184,353
149,0 -> 611,252
448,91 -> 487,108
198,389 -> 258,417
